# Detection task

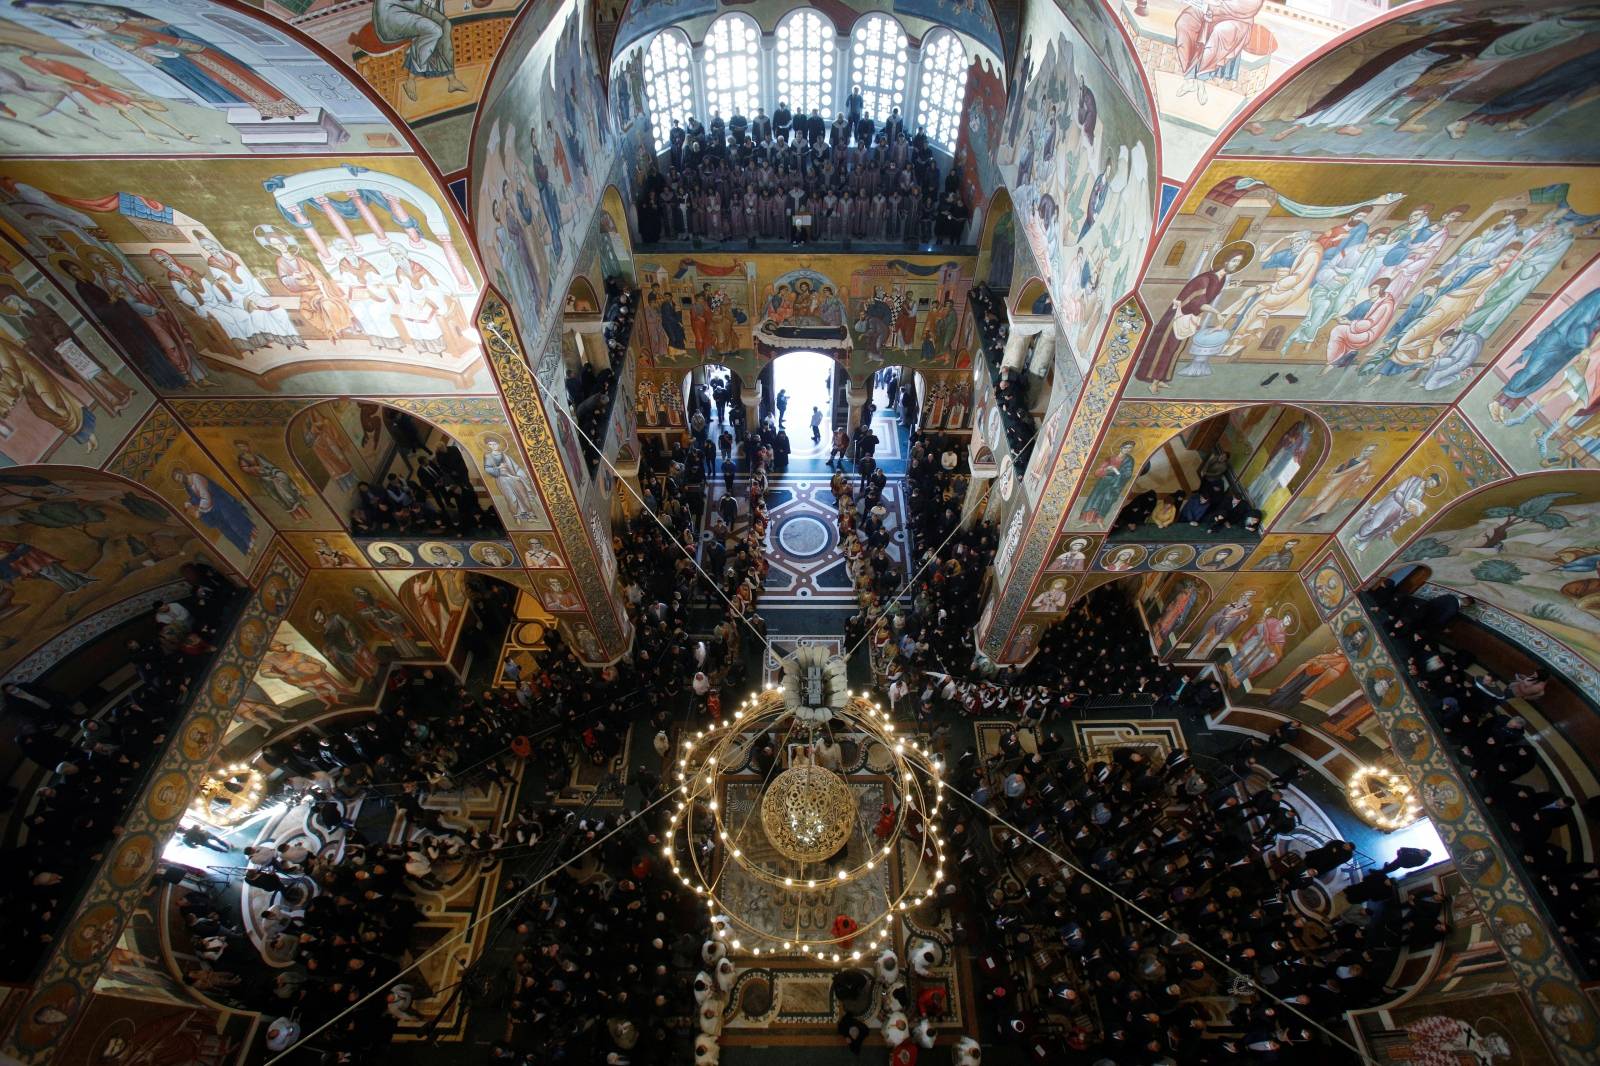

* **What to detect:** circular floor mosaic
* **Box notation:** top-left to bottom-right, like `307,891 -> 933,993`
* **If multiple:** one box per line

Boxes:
776,515 -> 832,558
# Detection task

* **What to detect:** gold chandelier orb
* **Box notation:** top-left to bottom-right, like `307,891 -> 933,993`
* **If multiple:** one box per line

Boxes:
760,764 -> 858,863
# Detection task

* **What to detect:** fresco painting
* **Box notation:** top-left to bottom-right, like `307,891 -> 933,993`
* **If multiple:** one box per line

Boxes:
1136,569 -> 1212,657
1236,407 -> 1326,526
0,0 -> 402,157
473,0 -> 614,349
1242,533 -> 1323,572
260,0 -> 530,174
146,429 -> 270,575
0,156 -> 491,397
1395,474 -> 1600,668
1278,412 -> 1436,535
954,58 -> 1007,230
1176,569 -> 1316,694
254,619 -> 360,708
1335,414 -> 1507,577
285,568 -> 433,692
0,469 -> 220,677
1065,424 -> 1172,529
1128,160 -> 1600,403
281,530 -> 365,569
0,236 -> 151,467
630,253 -> 978,380
1222,2 -> 1600,164
1117,0 -> 1387,181
173,406 -> 339,530
1000,5 -> 1157,368
383,567 -> 470,653
1463,261 -> 1600,472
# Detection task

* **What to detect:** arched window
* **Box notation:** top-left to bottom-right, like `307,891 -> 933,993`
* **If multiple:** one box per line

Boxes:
703,14 -> 762,124
642,30 -> 693,152
915,30 -> 968,151
775,10 -> 834,120
850,14 -> 907,127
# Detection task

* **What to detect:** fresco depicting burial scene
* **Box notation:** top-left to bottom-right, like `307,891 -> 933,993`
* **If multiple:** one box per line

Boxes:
0,468 -> 221,676
258,0 -> 530,174
0,234 -> 152,467
0,156 -> 490,396
999,0 -> 1158,368
0,0 -> 404,156
1221,0 -> 1600,164
472,0 -> 614,348
1463,259 -> 1600,472
1393,473 -> 1600,667
1128,160 -> 1600,403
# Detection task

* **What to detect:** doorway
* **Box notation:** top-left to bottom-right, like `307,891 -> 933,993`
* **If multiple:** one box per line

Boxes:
764,350 -> 836,468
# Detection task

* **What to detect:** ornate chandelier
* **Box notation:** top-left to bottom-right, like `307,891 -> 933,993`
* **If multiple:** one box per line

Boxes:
1346,763 -> 1422,830
664,658 -> 946,967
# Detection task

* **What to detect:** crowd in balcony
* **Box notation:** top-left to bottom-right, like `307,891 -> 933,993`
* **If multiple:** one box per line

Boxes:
970,286 -> 1037,459
1367,579 -> 1600,975
634,95 -> 970,247
1,561 -> 240,976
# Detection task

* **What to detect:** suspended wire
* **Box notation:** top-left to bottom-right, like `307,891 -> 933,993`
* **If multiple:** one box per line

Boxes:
944,779 -> 1380,1065
485,320 -> 782,669
262,784 -> 681,1065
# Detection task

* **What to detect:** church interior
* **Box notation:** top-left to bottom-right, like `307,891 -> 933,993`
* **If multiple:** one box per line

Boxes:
0,0 -> 1598,1063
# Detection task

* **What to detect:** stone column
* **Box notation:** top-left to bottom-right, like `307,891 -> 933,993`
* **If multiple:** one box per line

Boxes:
846,380 -> 872,433
1028,327 -> 1056,380
740,382 -> 761,435
479,294 -> 631,665
1001,328 -> 1031,372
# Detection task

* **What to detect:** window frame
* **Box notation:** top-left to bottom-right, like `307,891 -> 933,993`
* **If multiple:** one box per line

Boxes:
848,13 -> 909,129
702,12 -> 763,125
774,8 -> 836,121
640,28 -> 695,153
915,29 -> 969,152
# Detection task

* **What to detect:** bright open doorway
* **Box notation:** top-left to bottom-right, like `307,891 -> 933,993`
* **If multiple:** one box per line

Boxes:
765,350 -> 836,463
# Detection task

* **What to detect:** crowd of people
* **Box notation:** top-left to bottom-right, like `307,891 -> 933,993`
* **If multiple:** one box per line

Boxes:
1111,445 -> 1265,540
936,713 -> 1435,1062
348,441 -> 503,540
2,561 -> 240,976
634,93 -> 971,247
160,564 -> 719,1061
970,286 -> 1037,456
565,278 -> 638,471
1368,579 -> 1599,975
851,429 -> 992,716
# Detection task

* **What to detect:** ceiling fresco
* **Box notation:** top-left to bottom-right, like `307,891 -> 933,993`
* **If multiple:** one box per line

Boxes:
252,0 -> 532,176
0,0 -> 404,157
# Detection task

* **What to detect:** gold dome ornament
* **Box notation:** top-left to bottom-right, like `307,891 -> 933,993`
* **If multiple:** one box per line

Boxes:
664,687 -> 947,968
760,764 -> 858,863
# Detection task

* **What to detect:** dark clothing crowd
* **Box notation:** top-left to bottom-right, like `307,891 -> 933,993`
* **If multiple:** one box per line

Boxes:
1368,579 -> 1599,974
635,102 -> 970,246
2,562 -> 239,976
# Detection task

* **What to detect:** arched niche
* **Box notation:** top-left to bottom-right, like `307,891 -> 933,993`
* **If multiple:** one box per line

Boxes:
0,466 -> 225,680
1084,403 -> 1332,538
1013,278 -> 1051,317
976,188 -> 1016,294
285,399 -> 511,547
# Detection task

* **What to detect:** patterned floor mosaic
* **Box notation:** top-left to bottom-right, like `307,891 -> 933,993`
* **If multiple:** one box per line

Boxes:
702,479 -> 910,605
